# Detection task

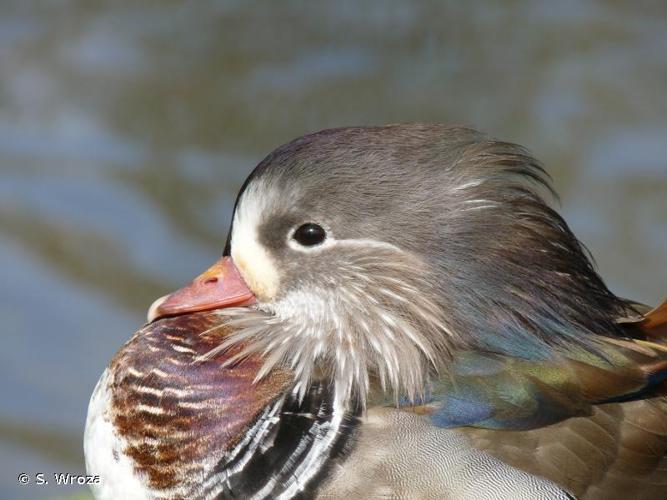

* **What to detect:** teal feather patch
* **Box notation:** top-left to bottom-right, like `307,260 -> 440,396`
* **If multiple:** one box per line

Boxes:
426,335 -> 667,430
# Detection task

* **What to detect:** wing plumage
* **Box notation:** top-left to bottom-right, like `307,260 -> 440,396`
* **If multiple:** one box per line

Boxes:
426,301 -> 667,430
400,300 -> 667,499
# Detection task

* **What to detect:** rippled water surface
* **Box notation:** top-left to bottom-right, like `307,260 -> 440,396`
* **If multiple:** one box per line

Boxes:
1,2 -> 666,498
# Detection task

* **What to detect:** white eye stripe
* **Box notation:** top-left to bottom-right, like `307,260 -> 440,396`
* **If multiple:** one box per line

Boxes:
335,238 -> 403,252
286,234 -> 404,255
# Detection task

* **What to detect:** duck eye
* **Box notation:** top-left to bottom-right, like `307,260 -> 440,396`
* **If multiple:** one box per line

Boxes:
293,223 -> 326,247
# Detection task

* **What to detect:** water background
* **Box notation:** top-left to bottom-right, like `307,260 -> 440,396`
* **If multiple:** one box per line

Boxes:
1,2 -> 666,498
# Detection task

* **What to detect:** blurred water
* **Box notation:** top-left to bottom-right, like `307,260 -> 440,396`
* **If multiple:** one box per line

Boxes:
1,1 -> 666,498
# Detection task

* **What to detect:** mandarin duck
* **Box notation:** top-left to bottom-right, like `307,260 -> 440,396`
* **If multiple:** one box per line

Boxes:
85,124 -> 667,500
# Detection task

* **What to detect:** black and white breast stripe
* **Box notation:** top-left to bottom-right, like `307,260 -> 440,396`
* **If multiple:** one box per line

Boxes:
206,383 -> 359,499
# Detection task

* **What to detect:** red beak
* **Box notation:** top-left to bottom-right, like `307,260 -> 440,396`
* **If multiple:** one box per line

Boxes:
147,256 -> 256,322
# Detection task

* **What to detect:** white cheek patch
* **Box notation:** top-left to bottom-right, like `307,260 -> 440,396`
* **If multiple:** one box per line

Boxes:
230,186 -> 280,302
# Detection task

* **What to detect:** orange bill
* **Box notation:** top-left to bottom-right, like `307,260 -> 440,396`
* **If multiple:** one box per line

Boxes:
147,256 -> 256,322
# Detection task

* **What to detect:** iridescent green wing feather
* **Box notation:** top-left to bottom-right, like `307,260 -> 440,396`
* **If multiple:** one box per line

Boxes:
424,300 -> 667,430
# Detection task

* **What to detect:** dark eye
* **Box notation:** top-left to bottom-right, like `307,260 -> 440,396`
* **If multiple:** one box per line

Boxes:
292,223 -> 326,247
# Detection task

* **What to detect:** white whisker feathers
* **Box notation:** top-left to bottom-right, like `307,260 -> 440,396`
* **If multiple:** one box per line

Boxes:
207,249 -> 455,408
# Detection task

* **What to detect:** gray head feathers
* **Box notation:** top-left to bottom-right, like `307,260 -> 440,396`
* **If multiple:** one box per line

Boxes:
220,124 -> 631,406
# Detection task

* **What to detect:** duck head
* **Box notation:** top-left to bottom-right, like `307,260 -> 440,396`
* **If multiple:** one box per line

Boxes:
149,124 -> 627,407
